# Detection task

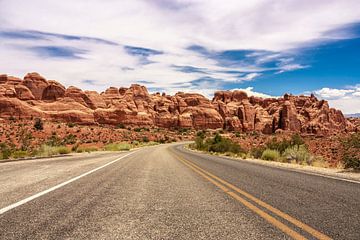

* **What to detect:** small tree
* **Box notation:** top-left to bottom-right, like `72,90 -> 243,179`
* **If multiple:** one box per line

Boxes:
343,133 -> 360,169
34,118 -> 44,130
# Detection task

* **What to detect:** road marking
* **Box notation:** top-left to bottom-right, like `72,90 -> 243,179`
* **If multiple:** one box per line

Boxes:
0,151 -> 137,215
174,154 -> 307,240
172,151 -> 332,240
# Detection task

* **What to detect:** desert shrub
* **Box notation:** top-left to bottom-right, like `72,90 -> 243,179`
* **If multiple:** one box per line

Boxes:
261,149 -> 281,161
265,133 -> 306,154
63,134 -> 77,145
178,128 -> 189,134
250,146 -> 266,159
142,136 -> 149,143
134,128 -> 142,132
343,133 -> 360,169
196,130 -> 206,139
12,150 -> 29,159
194,136 -> 206,150
57,146 -> 70,154
37,145 -> 70,157
0,143 -> 11,159
33,118 -> 44,130
104,143 -> 131,151
76,146 -> 99,153
67,122 -> 76,128
282,145 -> 312,164
18,129 -> 33,151
116,123 -> 125,129
193,133 -> 244,154
46,132 -> 62,146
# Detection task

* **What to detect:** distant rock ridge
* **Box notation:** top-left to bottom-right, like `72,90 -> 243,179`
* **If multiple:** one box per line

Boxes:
0,72 -> 354,134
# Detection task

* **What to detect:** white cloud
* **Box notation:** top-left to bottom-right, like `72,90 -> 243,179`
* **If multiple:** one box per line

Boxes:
314,86 -> 360,114
229,87 -> 275,99
0,0 -> 360,101
314,87 -> 354,99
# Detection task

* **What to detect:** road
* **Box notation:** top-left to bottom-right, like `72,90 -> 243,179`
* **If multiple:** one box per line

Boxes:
0,143 -> 359,239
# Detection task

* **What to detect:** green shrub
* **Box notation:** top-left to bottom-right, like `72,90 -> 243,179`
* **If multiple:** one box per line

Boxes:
192,133 -> 244,154
63,134 -> 77,144
250,146 -> 265,159
104,143 -> 131,151
12,150 -> 29,159
37,145 -> 69,157
46,132 -> 62,146
57,146 -> 71,154
33,118 -> 44,130
116,123 -> 125,129
265,133 -> 306,154
261,149 -> 281,161
283,145 -> 312,164
76,146 -> 99,153
67,122 -> 76,128
142,136 -> 149,143
343,133 -> 360,169
0,143 -> 12,159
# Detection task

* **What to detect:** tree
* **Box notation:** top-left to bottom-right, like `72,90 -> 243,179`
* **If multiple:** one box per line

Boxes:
34,118 -> 44,130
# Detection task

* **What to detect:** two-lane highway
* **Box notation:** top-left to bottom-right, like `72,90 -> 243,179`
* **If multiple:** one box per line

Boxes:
0,143 -> 359,239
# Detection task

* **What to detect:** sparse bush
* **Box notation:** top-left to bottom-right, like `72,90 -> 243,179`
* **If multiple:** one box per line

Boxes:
12,150 -> 29,159
63,134 -> 77,145
265,133 -> 306,154
142,136 -> 149,143
343,133 -> 360,169
250,146 -> 265,159
67,122 -> 76,128
0,143 -> 11,159
37,145 -> 70,157
76,146 -> 99,153
192,133 -> 244,154
283,145 -> 312,164
104,143 -> 131,151
34,118 -> 44,130
261,149 -> 281,161
196,130 -> 206,139
116,123 -> 125,129
46,132 -> 62,146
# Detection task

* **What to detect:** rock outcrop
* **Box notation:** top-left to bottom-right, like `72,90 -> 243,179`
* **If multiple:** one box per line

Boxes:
0,72 -> 353,134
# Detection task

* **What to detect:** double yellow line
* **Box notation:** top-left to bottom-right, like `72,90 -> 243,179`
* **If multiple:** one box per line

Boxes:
172,151 -> 331,240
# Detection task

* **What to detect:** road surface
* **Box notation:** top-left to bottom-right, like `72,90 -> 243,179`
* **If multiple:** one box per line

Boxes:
0,143 -> 359,239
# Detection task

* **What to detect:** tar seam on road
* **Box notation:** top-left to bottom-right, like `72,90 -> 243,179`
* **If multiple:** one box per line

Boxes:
0,151 -> 137,215
171,150 -> 332,240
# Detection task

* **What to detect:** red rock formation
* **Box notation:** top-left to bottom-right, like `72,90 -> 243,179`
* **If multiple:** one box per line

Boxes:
23,72 -> 49,100
0,72 -> 353,134
42,80 -> 66,101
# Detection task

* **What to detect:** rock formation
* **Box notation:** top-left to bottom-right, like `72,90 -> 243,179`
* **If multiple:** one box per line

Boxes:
0,72 -> 354,134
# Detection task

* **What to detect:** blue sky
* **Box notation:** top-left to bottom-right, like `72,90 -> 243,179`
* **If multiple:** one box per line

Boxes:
0,0 -> 360,113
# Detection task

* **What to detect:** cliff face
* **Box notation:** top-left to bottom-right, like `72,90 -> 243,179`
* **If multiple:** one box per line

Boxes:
0,72 -> 353,134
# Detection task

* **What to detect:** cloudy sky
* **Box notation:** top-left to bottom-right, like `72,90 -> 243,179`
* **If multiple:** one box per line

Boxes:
1,0 -> 360,113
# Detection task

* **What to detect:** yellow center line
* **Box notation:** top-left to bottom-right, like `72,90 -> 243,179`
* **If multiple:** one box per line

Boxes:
171,150 -> 332,240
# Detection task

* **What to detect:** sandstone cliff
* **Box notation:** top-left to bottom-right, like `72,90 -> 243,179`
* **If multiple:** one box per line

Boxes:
0,72 -> 353,134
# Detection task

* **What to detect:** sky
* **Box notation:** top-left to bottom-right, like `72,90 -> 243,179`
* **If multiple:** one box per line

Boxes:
0,0 -> 360,114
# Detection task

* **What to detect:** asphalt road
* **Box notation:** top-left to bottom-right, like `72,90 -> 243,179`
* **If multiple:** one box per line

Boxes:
0,143 -> 359,239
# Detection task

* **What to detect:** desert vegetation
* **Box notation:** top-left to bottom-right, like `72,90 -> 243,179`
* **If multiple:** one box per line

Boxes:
191,132 -> 328,167
342,132 -> 360,170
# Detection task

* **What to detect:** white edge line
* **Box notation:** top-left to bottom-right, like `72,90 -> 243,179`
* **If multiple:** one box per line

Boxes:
0,150 -> 137,215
